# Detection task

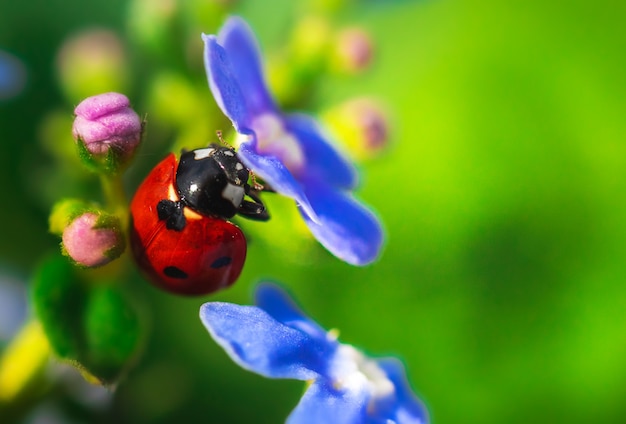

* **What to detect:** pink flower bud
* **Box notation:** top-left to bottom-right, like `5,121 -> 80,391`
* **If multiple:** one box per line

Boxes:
324,98 -> 391,161
351,99 -> 389,153
333,28 -> 374,74
62,212 -> 125,268
72,92 -> 142,171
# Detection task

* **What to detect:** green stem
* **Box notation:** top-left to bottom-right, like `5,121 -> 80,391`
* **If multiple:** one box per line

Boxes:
100,174 -> 128,231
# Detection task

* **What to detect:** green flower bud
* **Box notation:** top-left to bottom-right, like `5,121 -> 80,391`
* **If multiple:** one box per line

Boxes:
128,0 -> 178,45
56,29 -> 130,104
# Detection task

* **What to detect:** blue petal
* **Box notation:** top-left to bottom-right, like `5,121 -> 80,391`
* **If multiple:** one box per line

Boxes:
237,140 -> 318,221
0,276 -> 27,341
202,34 -> 251,130
217,16 -> 277,117
287,381 -> 368,424
255,282 -> 330,343
285,114 -> 358,190
200,302 -> 334,380
376,358 -> 430,424
299,181 -> 384,265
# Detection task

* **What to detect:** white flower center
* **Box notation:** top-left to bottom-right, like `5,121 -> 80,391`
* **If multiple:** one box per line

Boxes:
245,114 -> 305,174
332,344 -> 395,410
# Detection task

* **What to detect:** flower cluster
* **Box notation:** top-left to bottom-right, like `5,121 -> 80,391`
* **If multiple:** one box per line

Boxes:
102,14 -> 414,419
4,6 -> 429,424
194,19 -> 427,422
46,94 -> 143,268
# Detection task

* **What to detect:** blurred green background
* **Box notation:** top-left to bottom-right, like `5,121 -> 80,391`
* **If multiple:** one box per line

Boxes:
1,0 -> 626,423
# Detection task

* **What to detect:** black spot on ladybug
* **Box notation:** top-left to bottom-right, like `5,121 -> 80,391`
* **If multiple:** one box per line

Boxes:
210,256 -> 232,269
163,266 -> 188,279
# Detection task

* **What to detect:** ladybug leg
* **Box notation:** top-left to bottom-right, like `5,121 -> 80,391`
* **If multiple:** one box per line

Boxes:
238,200 -> 269,221
259,183 -> 275,193
249,170 -> 276,193
157,199 -> 187,231
238,185 -> 270,221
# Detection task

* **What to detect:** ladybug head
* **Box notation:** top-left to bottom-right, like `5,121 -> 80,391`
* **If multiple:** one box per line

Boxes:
175,145 -> 250,219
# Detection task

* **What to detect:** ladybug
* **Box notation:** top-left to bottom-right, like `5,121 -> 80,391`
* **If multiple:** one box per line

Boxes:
130,143 -> 269,296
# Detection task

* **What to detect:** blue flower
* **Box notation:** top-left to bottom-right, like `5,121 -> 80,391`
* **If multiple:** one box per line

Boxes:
200,282 -> 429,424
0,50 -> 26,100
202,17 -> 384,265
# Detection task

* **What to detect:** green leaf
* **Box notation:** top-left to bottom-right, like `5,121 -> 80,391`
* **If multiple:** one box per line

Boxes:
31,254 -> 143,385
83,285 -> 142,382
31,255 -> 85,359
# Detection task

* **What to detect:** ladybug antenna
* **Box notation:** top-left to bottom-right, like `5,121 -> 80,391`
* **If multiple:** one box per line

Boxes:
215,130 -> 234,150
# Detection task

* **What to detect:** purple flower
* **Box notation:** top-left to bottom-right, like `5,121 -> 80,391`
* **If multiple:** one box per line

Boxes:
202,17 -> 383,265
200,283 -> 429,424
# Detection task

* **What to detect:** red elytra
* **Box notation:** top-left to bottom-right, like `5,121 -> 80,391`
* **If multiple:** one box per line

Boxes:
130,154 -> 247,296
